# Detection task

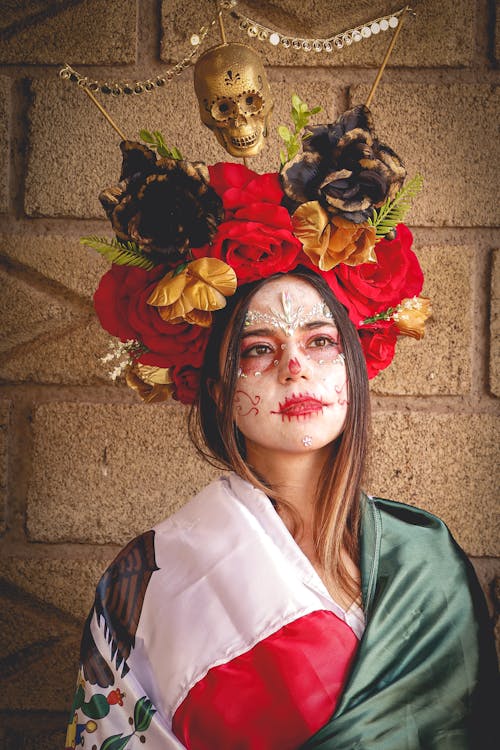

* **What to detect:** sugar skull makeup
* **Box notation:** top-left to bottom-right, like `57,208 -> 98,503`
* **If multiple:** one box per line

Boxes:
232,277 -> 349,457
239,290 -> 345,378
244,290 -> 333,336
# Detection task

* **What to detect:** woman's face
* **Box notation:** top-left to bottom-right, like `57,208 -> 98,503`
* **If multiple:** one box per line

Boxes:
227,276 -> 349,457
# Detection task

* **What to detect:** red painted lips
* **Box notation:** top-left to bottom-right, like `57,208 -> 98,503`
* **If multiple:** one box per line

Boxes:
271,393 -> 330,421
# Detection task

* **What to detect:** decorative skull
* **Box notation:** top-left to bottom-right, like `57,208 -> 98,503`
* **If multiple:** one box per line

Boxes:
194,42 -> 274,158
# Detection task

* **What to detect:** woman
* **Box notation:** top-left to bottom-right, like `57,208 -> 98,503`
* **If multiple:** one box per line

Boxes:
66,108 -> 496,748
65,268 -> 496,749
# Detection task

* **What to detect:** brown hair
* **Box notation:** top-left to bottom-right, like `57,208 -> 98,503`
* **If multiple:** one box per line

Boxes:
189,268 -> 370,602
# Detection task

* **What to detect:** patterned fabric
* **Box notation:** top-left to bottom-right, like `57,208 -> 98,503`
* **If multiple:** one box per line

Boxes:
66,476 -> 496,749
65,474 -> 363,749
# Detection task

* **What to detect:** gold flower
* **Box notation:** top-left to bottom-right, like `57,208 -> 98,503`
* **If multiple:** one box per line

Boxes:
292,201 -> 377,271
147,257 -> 237,327
393,297 -> 432,339
125,363 -> 174,403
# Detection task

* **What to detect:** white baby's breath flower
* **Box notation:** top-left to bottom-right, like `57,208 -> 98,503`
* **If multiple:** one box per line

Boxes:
101,338 -> 143,381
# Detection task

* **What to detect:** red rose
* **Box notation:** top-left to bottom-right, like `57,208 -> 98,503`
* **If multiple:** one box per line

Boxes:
208,163 -> 283,213
196,213 -> 302,284
94,264 -> 166,341
358,325 -> 398,378
327,224 -> 423,325
195,165 -> 302,284
94,264 -> 209,367
171,365 -> 201,405
137,323 -> 209,369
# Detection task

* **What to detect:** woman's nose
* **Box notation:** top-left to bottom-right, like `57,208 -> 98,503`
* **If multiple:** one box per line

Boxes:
277,346 -> 311,383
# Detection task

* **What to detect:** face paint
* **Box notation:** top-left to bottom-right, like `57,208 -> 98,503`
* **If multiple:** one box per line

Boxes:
234,389 -> 261,417
231,277 -> 350,457
270,392 -> 331,422
239,326 -> 344,377
244,290 -> 333,337
335,380 -> 349,407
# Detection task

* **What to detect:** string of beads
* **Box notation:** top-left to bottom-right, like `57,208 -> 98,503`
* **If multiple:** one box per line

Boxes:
59,2 -> 408,96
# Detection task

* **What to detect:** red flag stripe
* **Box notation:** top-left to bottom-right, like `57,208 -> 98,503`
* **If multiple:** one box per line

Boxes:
173,609 -> 358,750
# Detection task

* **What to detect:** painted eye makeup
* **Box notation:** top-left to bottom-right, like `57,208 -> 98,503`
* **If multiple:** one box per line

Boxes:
305,333 -> 342,363
239,327 -> 344,377
240,339 -> 276,375
241,343 -> 274,358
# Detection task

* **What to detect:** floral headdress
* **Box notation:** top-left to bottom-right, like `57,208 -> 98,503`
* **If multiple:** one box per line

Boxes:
88,100 -> 430,404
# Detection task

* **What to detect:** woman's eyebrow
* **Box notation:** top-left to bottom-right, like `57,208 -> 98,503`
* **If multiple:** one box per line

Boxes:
302,320 -> 338,331
240,321 -> 338,340
240,327 -> 276,340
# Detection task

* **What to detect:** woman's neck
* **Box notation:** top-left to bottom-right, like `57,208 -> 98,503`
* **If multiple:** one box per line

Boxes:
244,441 -> 330,526
245,441 -> 360,610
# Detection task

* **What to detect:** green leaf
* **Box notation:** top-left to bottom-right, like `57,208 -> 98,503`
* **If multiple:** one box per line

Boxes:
361,305 -> 399,326
80,236 -> 157,270
134,696 -> 157,732
368,174 -> 424,238
139,129 -> 183,160
139,129 -> 155,143
172,262 -> 188,276
277,125 -> 292,142
277,93 -> 322,165
100,734 -> 132,750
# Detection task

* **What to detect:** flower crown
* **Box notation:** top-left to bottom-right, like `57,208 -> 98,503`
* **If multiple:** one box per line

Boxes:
88,100 -> 430,404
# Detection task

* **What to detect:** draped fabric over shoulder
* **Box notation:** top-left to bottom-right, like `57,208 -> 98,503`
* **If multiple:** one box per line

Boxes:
65,476 -> 497,750
300,497 -> 498,749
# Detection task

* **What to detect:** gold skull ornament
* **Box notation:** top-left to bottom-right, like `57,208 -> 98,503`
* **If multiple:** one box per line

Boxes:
194,43 -> 273,158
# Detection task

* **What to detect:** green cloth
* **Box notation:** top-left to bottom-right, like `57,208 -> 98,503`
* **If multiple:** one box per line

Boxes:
300,496 -> 498,749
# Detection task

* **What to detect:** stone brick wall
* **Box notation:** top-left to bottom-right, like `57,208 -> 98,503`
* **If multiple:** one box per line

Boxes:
0,1 -> 498,745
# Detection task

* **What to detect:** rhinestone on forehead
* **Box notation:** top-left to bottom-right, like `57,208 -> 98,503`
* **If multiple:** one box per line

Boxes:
244,290 -> 333,337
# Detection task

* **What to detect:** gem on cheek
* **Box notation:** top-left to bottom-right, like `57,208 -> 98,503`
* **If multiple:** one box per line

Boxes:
334,352 -> 346,366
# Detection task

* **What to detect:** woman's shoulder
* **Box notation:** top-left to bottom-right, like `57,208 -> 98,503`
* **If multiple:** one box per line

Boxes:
366,493 -> 449,528
92,476 -> 233,587
153,473 -> 233,534
362,492 -> 467,566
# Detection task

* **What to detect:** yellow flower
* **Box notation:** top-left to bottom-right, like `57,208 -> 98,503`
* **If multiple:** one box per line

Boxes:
393,297 -> 432,340
125,364 -> 174,403
291,201 -> 377,271
147,257 -> 237,327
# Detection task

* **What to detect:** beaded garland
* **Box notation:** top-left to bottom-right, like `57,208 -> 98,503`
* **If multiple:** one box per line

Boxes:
231,7 -> 404,52
59,2 -> 409,97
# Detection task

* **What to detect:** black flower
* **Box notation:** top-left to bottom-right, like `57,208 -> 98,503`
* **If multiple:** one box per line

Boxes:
99,141 -> 224,258
281,105 -> 406,223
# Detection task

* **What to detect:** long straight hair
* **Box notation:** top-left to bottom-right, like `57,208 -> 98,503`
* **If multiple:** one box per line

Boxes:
189,269 -> 370,602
